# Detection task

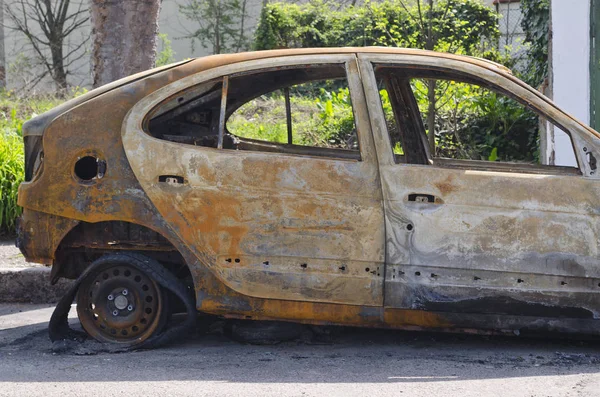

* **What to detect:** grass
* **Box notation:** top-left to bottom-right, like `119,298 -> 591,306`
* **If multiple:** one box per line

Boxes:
0,130 -> 23,235
227,89 -> 358,149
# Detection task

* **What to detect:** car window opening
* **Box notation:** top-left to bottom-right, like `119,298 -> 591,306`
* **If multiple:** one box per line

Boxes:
374,65 -> 581,175
147,65 -> 361,161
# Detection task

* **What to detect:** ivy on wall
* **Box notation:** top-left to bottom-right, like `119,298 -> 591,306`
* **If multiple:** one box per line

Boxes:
520,0 -> 550,87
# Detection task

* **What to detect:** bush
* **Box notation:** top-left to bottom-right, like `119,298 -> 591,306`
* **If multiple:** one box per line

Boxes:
0,129 -> 23,235
254,0 -> 499,55
227,87 -> 358,149
253,1 -> 541,163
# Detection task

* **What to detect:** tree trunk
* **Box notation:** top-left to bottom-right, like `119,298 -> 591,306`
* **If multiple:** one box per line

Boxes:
214,1 -> 221,54
50,39 -> 68,91
235,0 -> 247,52
90,0 -> 162,88
0,0 -> 5,89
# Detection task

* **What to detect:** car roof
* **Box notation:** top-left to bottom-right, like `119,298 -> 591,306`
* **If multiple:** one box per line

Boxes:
24,47 -> 512,138
184,47 -> 513,76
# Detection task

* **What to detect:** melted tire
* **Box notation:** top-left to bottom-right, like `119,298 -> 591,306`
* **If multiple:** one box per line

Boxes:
76,261 -> 167,344
226,320 -> 309,345
49,252 -> 196,350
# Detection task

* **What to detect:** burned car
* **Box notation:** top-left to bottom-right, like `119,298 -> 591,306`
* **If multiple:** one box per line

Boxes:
16,48 -> 600,347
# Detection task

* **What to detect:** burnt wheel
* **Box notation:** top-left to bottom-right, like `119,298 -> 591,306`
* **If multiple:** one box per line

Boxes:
76,259 -> 167,345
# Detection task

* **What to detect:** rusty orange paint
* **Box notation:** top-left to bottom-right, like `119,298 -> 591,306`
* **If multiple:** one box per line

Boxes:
16,48 -> 600,337
433,174 -> 459,196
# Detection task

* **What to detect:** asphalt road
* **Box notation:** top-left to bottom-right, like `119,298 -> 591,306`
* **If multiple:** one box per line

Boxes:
2,304 -> 600,396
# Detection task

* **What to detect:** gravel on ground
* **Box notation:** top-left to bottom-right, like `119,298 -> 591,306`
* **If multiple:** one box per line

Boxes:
0,240 -> 38,269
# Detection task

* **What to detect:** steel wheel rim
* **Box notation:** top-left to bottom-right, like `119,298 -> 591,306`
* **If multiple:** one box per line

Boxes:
76,262 -> 163,344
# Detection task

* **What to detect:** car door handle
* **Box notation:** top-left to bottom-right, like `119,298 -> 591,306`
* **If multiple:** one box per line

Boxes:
407,193 -> 437,203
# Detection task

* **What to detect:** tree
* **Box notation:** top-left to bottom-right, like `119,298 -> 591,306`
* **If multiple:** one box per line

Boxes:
179,0 -> 249,55
156,33 -> 175,67
89,0 -> 162,88
4,0 -> 89,91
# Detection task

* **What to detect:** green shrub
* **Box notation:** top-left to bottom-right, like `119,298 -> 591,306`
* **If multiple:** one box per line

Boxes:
227,87 -> 359,149
410,78 -> 539,162
156,33 -> 176,67
0,129 -> 24,235
252,0 -> 541,162
254,0 -> 499,55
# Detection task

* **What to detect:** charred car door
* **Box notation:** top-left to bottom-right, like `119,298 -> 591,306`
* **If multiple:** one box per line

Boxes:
122,55 -> 385,307
359,53 -> 600,332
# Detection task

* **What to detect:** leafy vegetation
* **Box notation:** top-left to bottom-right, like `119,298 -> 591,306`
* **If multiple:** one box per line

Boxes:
0,0 -> 549,234
410,79 -> 539,162
156,33 -> 176,67
520,0 -> 550,87
254,0 -> 500,58
253,0 -> 539,162
228,87 -> 358,149
0,130 -> 23,236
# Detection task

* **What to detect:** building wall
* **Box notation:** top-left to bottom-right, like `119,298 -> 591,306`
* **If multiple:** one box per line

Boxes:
159,0 -> 263,61
550,0 -> 589,167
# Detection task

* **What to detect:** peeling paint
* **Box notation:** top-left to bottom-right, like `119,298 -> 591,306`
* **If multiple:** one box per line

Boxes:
15,48 -> 600,337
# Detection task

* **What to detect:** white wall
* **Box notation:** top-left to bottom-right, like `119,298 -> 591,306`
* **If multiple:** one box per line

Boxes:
160,0 -> 264,61
550,0 -> 589,167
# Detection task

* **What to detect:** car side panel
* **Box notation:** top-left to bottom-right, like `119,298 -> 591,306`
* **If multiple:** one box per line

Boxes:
122,55 -> 386,306
358,54 -> 600,324
124,146 -> 384,305
380,164 -> 600,318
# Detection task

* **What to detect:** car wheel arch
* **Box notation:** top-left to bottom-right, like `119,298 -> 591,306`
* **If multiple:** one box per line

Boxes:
51,220 -> 198,291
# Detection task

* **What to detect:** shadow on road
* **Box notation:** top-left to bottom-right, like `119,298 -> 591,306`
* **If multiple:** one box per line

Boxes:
2,315 -> 600,384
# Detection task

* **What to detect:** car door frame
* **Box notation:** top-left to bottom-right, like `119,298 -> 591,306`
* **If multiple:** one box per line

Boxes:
358,52 -> 600,332
122,54 -> 387,308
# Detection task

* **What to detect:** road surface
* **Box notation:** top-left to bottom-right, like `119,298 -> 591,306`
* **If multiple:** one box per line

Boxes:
2,303 -> 600,396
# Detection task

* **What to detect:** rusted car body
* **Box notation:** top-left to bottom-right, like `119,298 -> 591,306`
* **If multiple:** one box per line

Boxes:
16,48 -> 600,345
